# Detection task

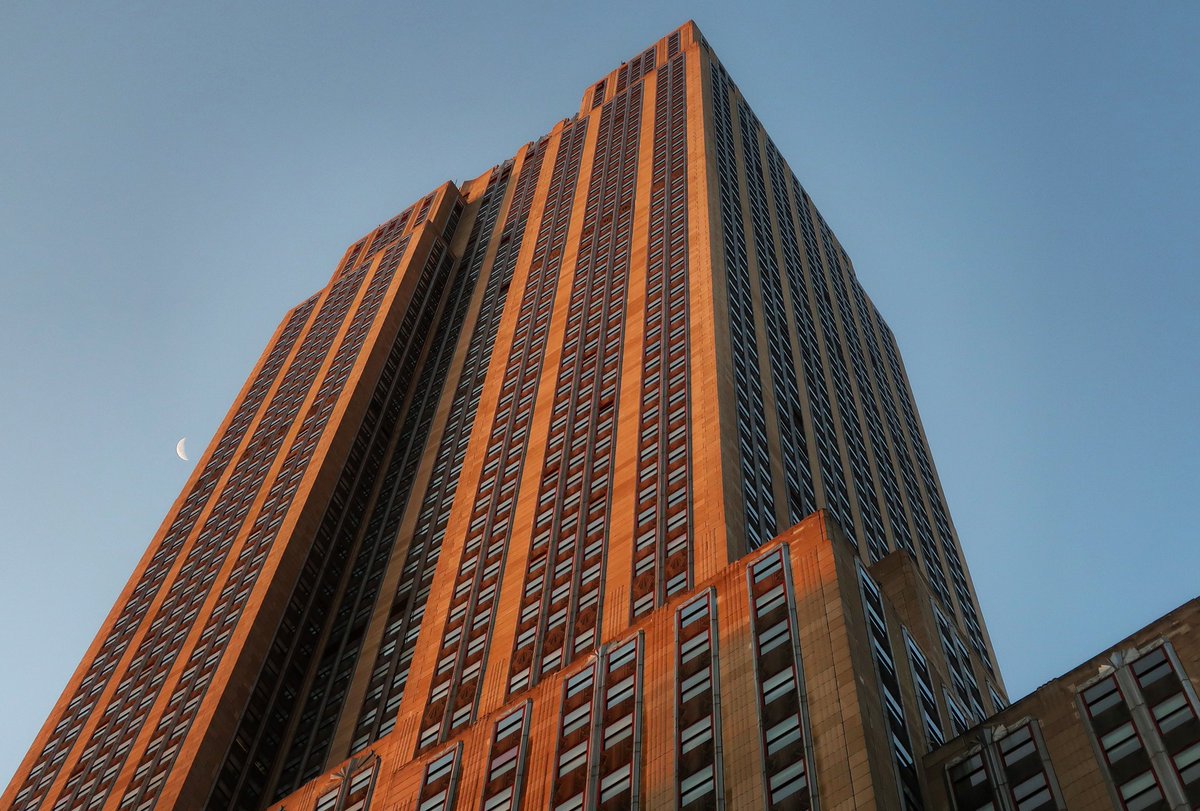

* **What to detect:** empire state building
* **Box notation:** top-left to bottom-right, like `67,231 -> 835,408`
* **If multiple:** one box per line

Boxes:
6,22 -> 1004,811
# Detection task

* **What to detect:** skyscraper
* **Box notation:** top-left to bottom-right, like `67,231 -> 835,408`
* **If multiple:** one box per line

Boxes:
5,22 -> 1005,811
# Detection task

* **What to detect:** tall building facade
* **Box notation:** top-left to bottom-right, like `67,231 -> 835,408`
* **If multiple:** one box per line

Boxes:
6,22 -> 1006,811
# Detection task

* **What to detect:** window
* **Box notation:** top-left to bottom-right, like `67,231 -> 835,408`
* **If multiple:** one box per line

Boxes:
1081,674 -> 1166,811
1131,646 -> 1200,806
315,787 -> 340,811
946,720 -> 1063,811
416,745 -> 461,811
479,704 -> 531,811
858,563 -> 922,809
551,663 -> 596,811
342,762 -> 375,811
989,684 -> 1008,714
596,637 -> 643,810
948,752 -> 993,811
945,691 -> 971,737
549,637 -> 645,811
310,757 -> 378,811
997,723 -> 1061,811
933,603 -> 985,724
675,591 -> 722,809
748,548 -> 813,810
903,630 -> 944,748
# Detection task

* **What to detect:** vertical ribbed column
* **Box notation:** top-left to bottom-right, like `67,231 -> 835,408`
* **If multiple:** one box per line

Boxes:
707,58 -> 777,554
480,117 -> 597,707
685,41 -> 735,583
506,77 -> 643,696
599,60 -> 655,642
340,165 -> 514,756
737,110 -> 815,534
407,133 -> 571,754
624,47 -> 694,622
259,220 -> 460,800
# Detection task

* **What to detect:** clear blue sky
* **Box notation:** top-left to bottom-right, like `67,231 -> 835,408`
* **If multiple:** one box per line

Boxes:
2,1 -> 1196,787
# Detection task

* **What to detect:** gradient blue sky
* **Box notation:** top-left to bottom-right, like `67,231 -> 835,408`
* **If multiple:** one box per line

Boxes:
2,1 -> 1197,786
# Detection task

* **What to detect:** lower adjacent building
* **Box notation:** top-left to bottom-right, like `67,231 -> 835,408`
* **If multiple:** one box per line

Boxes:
926,600 -> 1200,811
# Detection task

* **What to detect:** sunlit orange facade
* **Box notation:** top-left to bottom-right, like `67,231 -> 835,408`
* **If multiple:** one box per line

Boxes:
5,23 -> 1009,811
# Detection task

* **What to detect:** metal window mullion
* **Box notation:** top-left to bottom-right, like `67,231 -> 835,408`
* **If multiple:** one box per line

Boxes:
1117,656 -> 1191,810
978,731 -> 1016,811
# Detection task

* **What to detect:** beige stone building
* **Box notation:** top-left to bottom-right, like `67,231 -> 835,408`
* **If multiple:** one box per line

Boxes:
5,21 -> 1107,811
925,601 -> 1200,811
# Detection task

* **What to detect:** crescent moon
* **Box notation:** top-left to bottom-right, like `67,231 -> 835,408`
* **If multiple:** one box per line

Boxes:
176,438 -> 189,462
